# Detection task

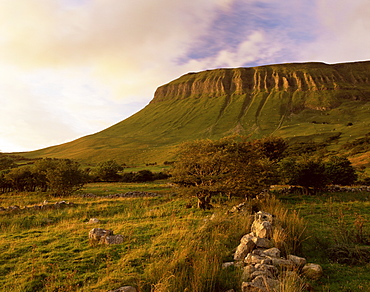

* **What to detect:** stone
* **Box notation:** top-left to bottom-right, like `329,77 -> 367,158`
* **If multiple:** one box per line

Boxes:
103,234 -> 124,245
251,211 -> 273,239
250,270 -> 274,280
108,286 -> 137,292
269,257 -> 294,270
222,262 -> 235,269
302,263 -> 323,280
88,228 -> 113,243
88,218 -> 99,224
235,234 -> 256,260
287,254 -> 307,269
251,249 -> 267,256
251,221 -> 273,239
252,237 -> 273,248
241,282 -> 267,292
255,264 -> 278,277
262,248 -> 281,258
254,211 -> 273,223
240,233 -> 255,244
252,275 -> 279,292
260,258 -> 272,265
244,254 -> 265,265
241,265 -> 256,282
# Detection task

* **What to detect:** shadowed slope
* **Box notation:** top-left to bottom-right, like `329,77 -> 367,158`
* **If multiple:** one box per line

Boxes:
20,61 -> 370,164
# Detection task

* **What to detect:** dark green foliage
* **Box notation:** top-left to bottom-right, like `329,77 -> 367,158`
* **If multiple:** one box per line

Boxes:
252,136 -> 287,161
279,157 -> 327,194
171,136 -> 278,208
134,170 -> 154,182
278,154 -> 357,192
120,170 -> 169,183
285,141 -> 327,156
0,156 -> 16,171
325,156 -> 357,185
95,159 -> 123,181
0,158 -> 86,195
46,159 -> 87,196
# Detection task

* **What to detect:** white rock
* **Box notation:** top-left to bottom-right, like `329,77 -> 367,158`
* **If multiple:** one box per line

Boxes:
302,263 -> 323,280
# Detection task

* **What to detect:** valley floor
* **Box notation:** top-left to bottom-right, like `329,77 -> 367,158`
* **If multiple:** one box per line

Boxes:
0,182 -> 369,291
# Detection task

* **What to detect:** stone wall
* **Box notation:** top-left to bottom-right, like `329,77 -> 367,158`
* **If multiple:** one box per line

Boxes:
228,211 -> 322,292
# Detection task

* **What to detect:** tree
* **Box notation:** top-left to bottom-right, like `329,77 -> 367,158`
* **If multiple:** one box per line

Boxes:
46,159 -> 86,196
324,156 -> 357,185
252,136 -> 287,161
171,136 -> 277,209
279,157 -> 327,195
0,156 -> 16,171
5,166 -> 36,192
134,170 -> 154,182
96,160 -> 123,181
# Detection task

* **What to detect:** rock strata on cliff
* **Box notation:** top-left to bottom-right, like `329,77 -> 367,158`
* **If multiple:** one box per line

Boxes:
152,61 -> 370,110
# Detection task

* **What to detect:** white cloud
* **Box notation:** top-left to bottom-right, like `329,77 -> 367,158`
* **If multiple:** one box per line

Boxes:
0,0 -> 368,152
301,0 -> 370,63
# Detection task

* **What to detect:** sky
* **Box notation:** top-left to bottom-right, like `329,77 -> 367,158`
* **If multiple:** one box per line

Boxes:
0,0 -> 369,152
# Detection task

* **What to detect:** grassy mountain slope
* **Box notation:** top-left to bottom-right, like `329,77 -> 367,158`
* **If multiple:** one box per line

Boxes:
20,61 -> 370,165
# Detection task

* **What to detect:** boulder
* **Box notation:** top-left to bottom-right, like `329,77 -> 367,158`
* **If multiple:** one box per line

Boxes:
89,228 -> 124,245
269,257 -> 294,270
254,211 -> 273,223
241,282 -> 267,292
250,270 -> 274,280
242,265 -> 256,282
88,218 -> 100,224
103,235 -> 124,245
244,254 -> 265,265
235,234 -> 256,260
287,254 -> 306,269
254,264 -> 278,277
302,263 -> 323,280
251,221 -> 273,239
222,262 -> 235,269
252,237 -> 273,248
252,275 -> 279,292
261,248 -> 281,258
88,228 -> 113,242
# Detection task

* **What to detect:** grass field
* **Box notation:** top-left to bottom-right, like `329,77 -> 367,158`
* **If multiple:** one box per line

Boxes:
277,191 -> 370,291
0,182 -> 369,291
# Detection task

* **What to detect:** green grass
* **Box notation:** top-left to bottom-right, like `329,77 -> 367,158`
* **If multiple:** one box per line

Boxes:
16,61 -> 370,167
1,182 -> 370,291
277,191 -> 370,291
0,182 -> 251,292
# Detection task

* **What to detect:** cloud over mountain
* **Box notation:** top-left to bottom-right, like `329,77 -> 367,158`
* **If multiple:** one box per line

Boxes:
0,0 -> 368,151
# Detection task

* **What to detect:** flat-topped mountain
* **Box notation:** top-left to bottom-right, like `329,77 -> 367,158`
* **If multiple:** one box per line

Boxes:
19,61 -> 370,165
153,62 -> 370,104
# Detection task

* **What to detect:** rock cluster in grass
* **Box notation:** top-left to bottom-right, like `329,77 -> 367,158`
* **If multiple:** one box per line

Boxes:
88,228 -> 124,245
0,200 -> 75,213
80,191 -> 159,198
227,211 -> 323,292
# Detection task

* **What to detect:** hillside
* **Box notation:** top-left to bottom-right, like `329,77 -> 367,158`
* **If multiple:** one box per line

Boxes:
19,61 -> 370,165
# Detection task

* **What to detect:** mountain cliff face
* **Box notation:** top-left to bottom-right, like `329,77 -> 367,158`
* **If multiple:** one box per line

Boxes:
153,62 -> 370,109
20,61 -> 370,165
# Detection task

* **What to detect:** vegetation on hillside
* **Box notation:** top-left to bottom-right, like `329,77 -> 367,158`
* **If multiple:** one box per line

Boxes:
0,181 -> 368,291
0,158 -> 87,195
171,136 -> 359,207
14,61 -> 370,167
171,136 -> 285,209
